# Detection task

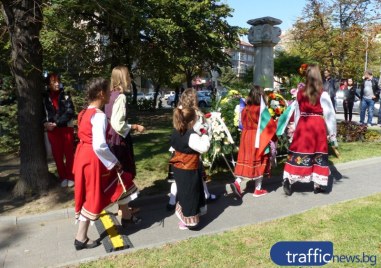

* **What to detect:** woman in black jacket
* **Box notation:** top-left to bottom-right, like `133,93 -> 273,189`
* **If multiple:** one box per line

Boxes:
343,78 -> 360,122
43,73 -> 75,187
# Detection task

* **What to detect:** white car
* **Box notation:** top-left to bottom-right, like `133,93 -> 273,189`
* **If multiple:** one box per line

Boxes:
167,91 -> 212,108
163,91 -> 175,100
145,92 -> 161,100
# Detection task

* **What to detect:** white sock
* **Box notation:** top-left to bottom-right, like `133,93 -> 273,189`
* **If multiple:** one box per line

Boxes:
169,182 -> 177,205
255,178 -> 263,190
202,180 -> 210,199
235,177 -> 242,184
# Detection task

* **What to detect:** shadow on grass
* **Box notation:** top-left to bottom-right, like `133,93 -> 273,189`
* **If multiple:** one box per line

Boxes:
0,172 -> 74,215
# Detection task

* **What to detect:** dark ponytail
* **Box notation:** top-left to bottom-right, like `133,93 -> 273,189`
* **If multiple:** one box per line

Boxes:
85,78 -> 110,104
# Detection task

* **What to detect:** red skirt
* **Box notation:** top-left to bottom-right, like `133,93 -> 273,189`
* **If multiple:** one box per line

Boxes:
73,142 -> 136,220
283,115 -> 329,185
234,129 -> 269,180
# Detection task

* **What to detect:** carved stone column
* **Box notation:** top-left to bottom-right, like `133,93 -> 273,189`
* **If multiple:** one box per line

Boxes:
247,17 -> 282,88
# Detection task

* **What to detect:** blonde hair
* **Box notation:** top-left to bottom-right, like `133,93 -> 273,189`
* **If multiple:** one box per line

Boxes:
110,66 -> 131,93
305,64 -> 323,105
178,88 -> 198,109
173,107 -> 197,135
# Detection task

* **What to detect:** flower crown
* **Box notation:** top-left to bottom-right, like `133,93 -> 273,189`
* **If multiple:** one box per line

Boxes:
298,64 -> 308,76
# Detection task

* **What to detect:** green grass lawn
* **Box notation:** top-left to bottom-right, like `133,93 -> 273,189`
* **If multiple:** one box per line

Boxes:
328,141 -> 381,164
81,193 -> 381,267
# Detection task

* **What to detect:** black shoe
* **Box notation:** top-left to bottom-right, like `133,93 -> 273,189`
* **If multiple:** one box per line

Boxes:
283,180 -> 292,196
121,215 -> 142,228
166,203 -> 176,211
313,187 -> 326,194
206,194 -> 220,203
74,238 -> 100,250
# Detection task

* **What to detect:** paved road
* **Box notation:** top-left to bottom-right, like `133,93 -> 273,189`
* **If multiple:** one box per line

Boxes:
1,157 -> 380,268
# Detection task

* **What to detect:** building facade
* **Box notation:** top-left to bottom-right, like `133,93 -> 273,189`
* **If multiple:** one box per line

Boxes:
227,40 -> 255,78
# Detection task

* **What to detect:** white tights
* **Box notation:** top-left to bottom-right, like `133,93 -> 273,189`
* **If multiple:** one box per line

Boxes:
234,177 -> 263,191
168,180 -> 212,205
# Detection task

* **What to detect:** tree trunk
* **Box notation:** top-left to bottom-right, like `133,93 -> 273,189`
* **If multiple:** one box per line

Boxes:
2,0 -> 50,196
153,83 -> 161,110
131,80 -> 138,105
186,70 -> 193,88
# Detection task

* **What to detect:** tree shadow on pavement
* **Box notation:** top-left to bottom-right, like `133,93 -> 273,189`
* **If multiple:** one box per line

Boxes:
115,184 -> 243,234
0,225 -> 26,251
193,193 -> 243,230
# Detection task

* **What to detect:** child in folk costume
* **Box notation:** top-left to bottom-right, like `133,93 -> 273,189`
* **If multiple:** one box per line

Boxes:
166,88 -> 218,211
230,85 -> 277,198
282,64 -> 337,195
170,105 -> 210,230
73,78 -> 138,250
104,66 -> 144,225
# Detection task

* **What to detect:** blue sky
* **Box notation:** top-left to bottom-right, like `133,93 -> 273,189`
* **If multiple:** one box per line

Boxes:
224,0 -> 306,32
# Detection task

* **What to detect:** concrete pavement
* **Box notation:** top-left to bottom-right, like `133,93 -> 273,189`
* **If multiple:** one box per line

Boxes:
335,112 -> 380,125
1,157 -> 381,268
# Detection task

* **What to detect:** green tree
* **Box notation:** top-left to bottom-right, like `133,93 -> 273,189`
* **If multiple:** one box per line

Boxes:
274,50 -> 304,78
1,0 -> 50,196
290,0 -> 381,79
140,0 -> 239,87
40,0 -> 239,91
273,50 -> 305,89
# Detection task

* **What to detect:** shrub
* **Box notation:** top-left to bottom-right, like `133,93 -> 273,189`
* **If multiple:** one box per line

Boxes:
0,102 -> 18,153
0,76 -> 18,153
337,121 -> 367,142
364,129 -> 381,142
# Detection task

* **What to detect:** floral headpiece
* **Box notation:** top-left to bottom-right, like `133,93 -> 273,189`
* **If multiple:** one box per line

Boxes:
298,63 -> 308,76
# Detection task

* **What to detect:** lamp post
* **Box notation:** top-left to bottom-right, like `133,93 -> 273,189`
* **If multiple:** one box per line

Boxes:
363,25 -> 371,72
364,34 -> 369,72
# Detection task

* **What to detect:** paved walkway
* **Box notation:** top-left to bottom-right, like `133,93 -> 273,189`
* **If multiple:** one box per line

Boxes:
0,157 -> 380,268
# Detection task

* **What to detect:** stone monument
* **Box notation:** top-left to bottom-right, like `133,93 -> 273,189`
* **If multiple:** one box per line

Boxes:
247,17 -> 282,88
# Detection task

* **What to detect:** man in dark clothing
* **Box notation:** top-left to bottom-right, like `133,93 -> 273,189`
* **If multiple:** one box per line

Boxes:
323,69 -> 339,112
359,70 -> 380,126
